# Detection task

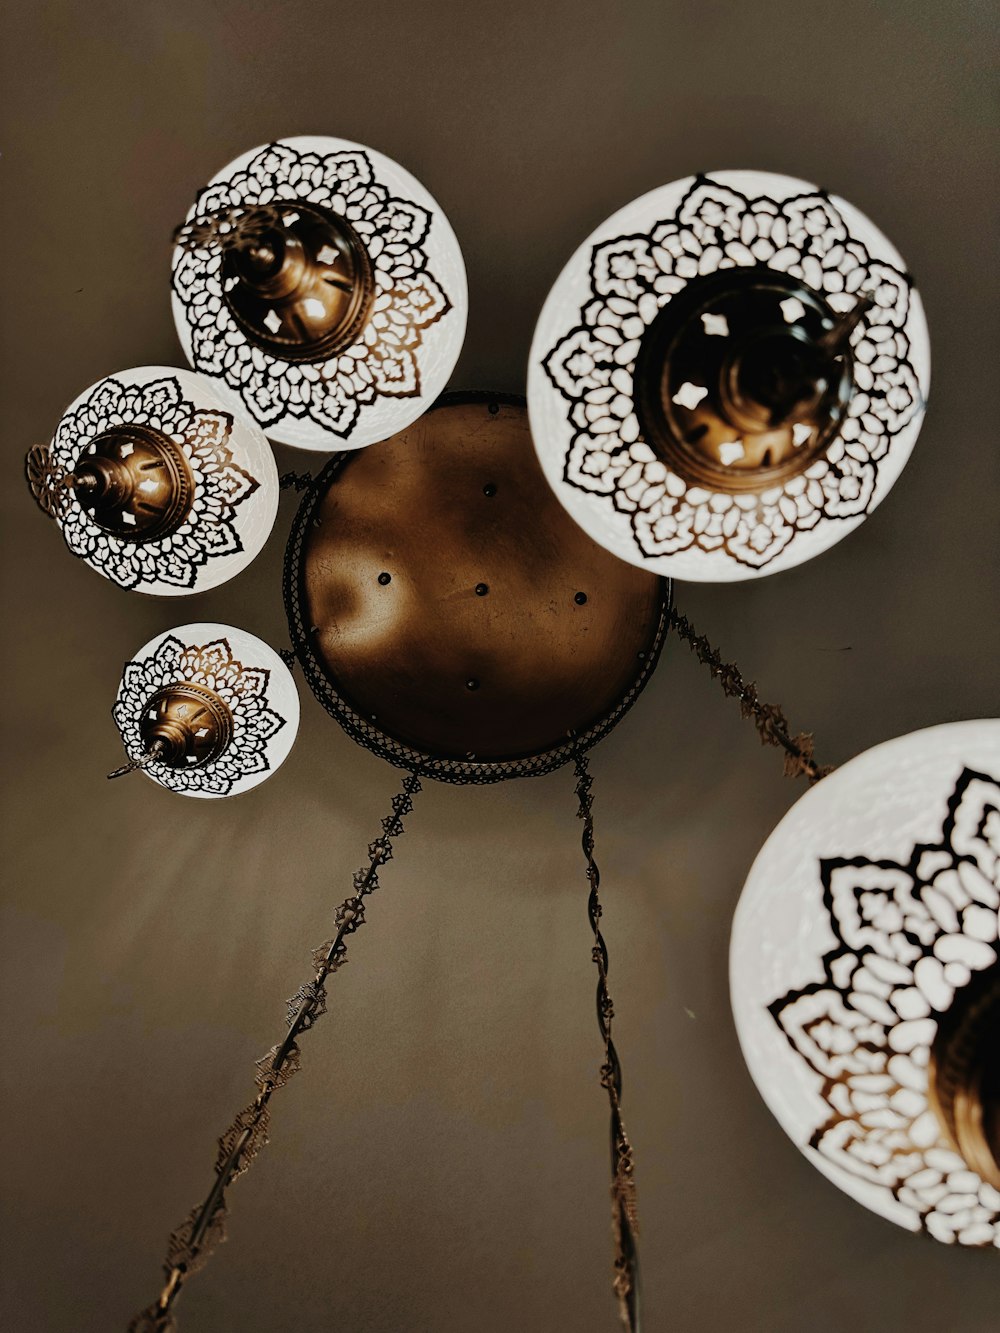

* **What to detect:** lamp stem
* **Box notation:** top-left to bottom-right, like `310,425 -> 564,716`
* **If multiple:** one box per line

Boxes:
574,751 -> 641,1333
126,770 -> 423,1332
668,607 -> 833,784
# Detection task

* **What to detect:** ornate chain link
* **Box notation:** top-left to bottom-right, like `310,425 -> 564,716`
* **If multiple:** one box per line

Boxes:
668,607 -> 832,783
107,740 -> 166,781
279,471 -> 314,492
574,752 -> 641,1333
127,772 -> 423,1332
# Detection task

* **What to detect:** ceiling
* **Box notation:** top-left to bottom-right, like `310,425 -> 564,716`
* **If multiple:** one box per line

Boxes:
1,2 -> 997,1329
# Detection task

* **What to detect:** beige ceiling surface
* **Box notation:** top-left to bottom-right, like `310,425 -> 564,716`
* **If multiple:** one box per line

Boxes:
1,2 -> 997,1329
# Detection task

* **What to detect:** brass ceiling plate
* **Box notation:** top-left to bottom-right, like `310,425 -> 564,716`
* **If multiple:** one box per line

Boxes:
284,394 -> 671,783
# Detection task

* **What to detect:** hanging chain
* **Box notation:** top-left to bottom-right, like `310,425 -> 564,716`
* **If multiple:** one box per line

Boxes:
668,607 -> 833,784
127,771 -> 423,1332
574,752 -> 641,1333
279,471 -> 314,493
107,741 -> 166,781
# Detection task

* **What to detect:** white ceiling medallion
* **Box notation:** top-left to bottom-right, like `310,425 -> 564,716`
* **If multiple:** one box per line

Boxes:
113,624 -> 300,798
731,720 -> 1000,1245
172,137 -> 468,452
528,170 -> 931,581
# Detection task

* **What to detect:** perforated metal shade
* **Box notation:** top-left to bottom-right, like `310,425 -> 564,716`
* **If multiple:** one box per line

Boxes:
528,170 -> 931,581
33,366 -> 279,595
172,137 -> 468,452
731,720 -> 1000,1245
113,623 -> 300,798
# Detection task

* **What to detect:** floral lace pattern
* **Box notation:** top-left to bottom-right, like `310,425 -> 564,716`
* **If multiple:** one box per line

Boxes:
770,768 -> 1000,1246
542,176 -> 923,569
114,636 -> 287,796
173,142 -> 453,438
52,376 -> 259,590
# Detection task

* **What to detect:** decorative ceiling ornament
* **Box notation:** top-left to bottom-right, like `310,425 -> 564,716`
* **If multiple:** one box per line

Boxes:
283,392 -> 670,782
528,170 -> 931,580
171,136 -> 468,451
25,137 -> 967,1331
111,624 -> 299,798
731,720 -> 1000,1246
25,367 -> 278,595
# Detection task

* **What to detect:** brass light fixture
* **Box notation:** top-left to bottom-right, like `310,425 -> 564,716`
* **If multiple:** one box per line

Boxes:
25,368 -> 279,595
732,722 -> 1000,1248
528,170 -> 931,580
110,625 -> 299,799
22,140 -> 995,1333
632,267 -> 868,492
183,200 -> 377,364
171,137 -> 469,452
28,424 -> 194,538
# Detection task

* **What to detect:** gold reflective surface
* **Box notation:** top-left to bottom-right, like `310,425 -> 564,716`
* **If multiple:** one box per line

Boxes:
302,399 -> 665,761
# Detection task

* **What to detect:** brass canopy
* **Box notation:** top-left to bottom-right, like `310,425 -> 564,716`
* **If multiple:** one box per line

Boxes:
929,959 -> 1000,1189
633,268 -> 861,494
73,424 -> 195,541
221,201 -> 374,363
295,397 -> 667,768
138,683 -> 234,769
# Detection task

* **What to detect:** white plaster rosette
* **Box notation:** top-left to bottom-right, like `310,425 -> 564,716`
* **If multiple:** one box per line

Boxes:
528,170 -> 931,581
731,720 -> 1000,1245
172,137 -> 468,452
114,624 -> 300,798
49,366 -> 278,595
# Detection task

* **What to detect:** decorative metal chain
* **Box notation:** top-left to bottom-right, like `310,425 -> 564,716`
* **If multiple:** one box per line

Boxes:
574,752 -> 641,1333
668,607 -> 833,784
107,741 -> 166,781
279,471 -> 314,493
172,204 -> 287,255
127,771 -> 423,1332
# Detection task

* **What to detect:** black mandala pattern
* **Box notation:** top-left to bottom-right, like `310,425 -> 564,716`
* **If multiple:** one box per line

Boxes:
543,175 -> 924,569
172,141 -> 453,437
770,769 -> 1000,1246
114,636 -> 287,796
51,376 -> 259,590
